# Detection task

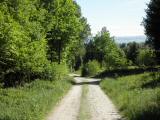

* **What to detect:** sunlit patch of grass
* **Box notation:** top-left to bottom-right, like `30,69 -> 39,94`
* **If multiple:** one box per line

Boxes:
0,77 -> 72,120
78,84 -> 91,120
100,73 -> 160,120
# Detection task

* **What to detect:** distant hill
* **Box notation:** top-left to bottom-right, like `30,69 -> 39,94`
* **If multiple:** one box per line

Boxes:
115,35 -> 146,43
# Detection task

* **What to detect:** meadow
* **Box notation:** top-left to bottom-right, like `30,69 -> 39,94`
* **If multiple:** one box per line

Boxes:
0,78 -> 72,120
100,72 -> 160,120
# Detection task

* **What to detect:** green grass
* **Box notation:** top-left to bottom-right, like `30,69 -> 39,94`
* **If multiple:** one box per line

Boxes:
100,73 -> 160,120
78,85 -> 91,120
0,77 -> 72,120
74,69 -> 81,75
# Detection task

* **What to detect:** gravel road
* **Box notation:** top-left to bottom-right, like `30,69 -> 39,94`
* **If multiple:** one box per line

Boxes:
87,80 -> 122,120
47,76 -> 122,120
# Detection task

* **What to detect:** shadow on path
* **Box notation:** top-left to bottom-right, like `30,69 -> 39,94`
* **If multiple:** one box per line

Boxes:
70,80 -> 100,86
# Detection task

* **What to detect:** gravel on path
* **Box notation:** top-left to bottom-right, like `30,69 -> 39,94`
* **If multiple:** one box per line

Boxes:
47,77 -> 82,120
86,78 -> 122,120
47,76 -> 122,120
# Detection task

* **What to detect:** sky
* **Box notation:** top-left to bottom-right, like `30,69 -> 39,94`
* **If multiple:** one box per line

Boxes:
75,0 -> 150,37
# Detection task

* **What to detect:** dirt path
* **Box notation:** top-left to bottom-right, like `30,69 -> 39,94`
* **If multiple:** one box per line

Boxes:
47,76 -> 82,120
86,79 -> 122,120
47,76 -> 122,120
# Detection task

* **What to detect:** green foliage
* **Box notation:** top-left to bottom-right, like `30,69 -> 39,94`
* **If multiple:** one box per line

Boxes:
143,0 -> 160,63
46,0 -> 90,64
100,73 -> 160,120
0,78 -> 72,120
42,63 -> 68,81
119,42 -> 157,66
120,42 -> 143,65
0,0 -> 50,86
50,63 -> 68,81
84,27 -> 127,69
136,48 -> 155,66
0,0 -> 90,86
96,28 -> 127,68
82,60 -> 101,77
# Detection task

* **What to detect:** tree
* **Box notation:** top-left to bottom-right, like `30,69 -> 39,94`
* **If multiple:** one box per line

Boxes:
84,27 -> 127,69
0,0 -> 90,86
84,39 -> 97,63
0,0 -> 50,86
136,48 -> 155,66
124,42 -> 140,64
46,0 -> 83,64
143,0 -> 160,63
67,17 -> 91,71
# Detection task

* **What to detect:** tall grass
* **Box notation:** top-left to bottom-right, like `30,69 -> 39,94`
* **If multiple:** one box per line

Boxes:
100,73 -> 160,120
0,77 -> 72,120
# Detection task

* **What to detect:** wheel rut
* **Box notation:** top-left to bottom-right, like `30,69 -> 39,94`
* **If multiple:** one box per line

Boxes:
47,76 -> 122,120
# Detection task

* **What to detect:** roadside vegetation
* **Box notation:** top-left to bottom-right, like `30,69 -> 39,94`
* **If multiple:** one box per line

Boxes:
0,0 -> 90,87
0,0 -> 90,119
0,77 -> 72,120
82,60 -> 101,77
0,0 -> 160,119
77,0 -> 160,119
100,73 -> 160,120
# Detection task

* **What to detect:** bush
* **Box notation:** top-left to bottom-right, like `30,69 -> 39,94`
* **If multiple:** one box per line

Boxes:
136,48 -> 155,66
1,62 -> 69,87
43,63 -> 68,81
51,63 -> 68,81
81,60 -> 101,77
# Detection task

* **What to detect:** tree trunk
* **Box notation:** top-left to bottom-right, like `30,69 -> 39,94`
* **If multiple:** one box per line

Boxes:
58,40 -> 61,64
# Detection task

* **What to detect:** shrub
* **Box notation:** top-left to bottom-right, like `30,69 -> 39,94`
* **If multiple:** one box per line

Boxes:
43,63 -> 68,81
81,60 -> 101,77
51,63 -> 68,81
136,48 -> 155,66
